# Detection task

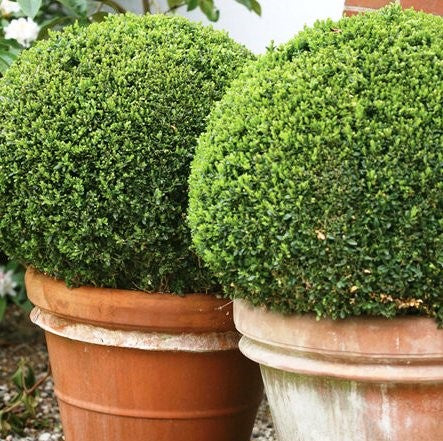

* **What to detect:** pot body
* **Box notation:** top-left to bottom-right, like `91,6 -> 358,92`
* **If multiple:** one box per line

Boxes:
234,299 -> 443,441
26,269 -> 263,441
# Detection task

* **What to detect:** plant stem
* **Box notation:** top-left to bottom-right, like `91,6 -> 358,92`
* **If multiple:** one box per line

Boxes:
142,0 -> 151,13
24,367 -> 52,396
1,399 -> 22,414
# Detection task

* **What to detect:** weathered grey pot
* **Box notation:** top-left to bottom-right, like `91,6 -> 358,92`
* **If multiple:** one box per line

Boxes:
234,299 -> 443,441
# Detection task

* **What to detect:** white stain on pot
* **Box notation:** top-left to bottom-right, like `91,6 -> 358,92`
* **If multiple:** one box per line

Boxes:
31,307 -> 240,352
379,384 -> 393,440
262,366 -> 367,441
260,366 -> 407,441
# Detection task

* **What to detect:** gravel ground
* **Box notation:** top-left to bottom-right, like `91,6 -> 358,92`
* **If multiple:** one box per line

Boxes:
1,306 -> 276,441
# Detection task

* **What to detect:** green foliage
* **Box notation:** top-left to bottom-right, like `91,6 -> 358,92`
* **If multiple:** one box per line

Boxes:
166,0 -> 261,22
0,0 -> 261,75
235,0 -> 260,15
0,360 -> 41,436
0,13 -> 253,293
189,5 -> 443,324
17,0 -> 43,19
0,0 -> 128,75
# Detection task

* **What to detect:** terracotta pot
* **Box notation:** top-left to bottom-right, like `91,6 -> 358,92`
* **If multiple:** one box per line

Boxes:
344,0 -> 443,16
234,299 -> 443,441
26,268 -> 263,441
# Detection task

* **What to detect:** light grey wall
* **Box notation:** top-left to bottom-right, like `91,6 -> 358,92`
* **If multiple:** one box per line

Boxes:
119,0 -> 345,53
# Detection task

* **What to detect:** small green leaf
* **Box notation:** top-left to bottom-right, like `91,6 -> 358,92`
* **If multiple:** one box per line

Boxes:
11,365 -> 25,389
250,0 -> 261,14
17,0 -> 42,19
0,38 -> 21,51
199,0 -> 219,21
235,0 -> 261,15
346,239 -> 358,246
236,0 -> 252,8
186,0 -> 198,11
0,52 -> 16,73
0,50 -> 16,64
11,360 -> 36,391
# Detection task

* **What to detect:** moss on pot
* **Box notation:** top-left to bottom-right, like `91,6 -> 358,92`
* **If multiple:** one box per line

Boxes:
189,5 -> 443,324
0,13 -> 254,293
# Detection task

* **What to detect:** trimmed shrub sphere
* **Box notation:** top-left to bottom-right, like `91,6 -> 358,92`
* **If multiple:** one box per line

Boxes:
0,14 -> 254,292
189,6 -> 443,324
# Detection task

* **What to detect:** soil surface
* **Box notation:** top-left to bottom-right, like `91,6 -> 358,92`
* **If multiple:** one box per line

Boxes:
0,306 -> 275,441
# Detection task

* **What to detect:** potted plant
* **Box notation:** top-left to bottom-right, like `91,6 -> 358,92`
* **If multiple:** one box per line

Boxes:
0,13 -> 263,441
188,5 -> 442,441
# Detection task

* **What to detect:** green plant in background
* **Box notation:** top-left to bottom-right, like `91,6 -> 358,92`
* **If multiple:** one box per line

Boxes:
0,0 -> 128,74
0,359 -> 50,435
164,0 -> 261,22
0,13 -> 254,293
189,5 -> 443,325
0,0 -> 261,73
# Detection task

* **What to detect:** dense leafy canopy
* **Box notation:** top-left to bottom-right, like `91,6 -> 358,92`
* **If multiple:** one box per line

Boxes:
0,13 -> 253,292
189,6 -> 443,324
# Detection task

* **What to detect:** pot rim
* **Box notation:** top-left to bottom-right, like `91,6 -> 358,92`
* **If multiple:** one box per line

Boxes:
26,267 -> 233,333
30,307 -> 240,352
234,299 -> 443,383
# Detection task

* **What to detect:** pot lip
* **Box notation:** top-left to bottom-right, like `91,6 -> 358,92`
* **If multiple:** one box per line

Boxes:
234,299 -> 443,360
25,267 -> 234,333
30,307 -> 240,352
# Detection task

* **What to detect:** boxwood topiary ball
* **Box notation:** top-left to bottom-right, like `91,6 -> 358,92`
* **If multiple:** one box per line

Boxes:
0,13 -> 254,293
189,5 -> 443,323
